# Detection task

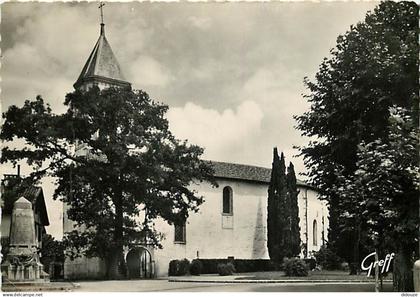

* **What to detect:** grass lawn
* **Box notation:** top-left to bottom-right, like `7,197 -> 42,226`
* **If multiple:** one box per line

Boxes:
235,270 -> 393,281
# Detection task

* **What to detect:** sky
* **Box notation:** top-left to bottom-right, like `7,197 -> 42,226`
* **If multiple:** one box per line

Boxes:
1,1 -> 379,238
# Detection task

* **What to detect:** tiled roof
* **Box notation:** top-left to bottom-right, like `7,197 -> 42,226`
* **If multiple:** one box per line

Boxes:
206,160 -> 308,187
22,186 -> 42,203
24,186 -> 50,226
74,24 -> 130,89
2,184 -> 50,226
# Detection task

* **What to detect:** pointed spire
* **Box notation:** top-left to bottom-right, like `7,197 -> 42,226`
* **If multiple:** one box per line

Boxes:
73,7 -> 131,91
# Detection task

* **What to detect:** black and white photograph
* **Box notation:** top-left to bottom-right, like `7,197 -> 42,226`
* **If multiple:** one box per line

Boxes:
0,0 -> 418,294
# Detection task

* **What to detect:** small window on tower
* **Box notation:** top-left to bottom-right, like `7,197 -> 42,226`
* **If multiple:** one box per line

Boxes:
222,186 -> 233,215
174,222 -> 186,243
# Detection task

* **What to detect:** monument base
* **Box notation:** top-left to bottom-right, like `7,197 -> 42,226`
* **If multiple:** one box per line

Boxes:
1,197 -> 50,284
1,253 -> 49,283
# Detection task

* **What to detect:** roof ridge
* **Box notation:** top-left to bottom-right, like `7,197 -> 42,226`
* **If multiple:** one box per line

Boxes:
205,159 -> 309,186
206,160 -> 271,170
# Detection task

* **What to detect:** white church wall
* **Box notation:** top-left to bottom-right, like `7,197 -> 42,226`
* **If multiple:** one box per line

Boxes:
63,202 -> 107,279
64,256 -> 106,280
307,188 -> 328,255
297,188 -> 307,257
297,187 -> 329,258
153,179 -> 270,277
152,179 -> 329,277
62,176 -> 329,279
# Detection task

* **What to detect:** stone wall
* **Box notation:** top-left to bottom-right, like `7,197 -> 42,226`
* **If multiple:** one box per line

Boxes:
63,203 -> 107,280
64,256 -> 106,280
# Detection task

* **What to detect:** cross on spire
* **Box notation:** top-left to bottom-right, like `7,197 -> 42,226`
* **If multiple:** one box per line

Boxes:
99,2 -> 105,24
99,2 -> 105,35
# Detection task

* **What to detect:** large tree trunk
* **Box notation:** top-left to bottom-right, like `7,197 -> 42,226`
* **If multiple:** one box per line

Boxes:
393,248 -> 414,292
107,187 -> 125,280
374,249 -> 380,292
350,221 -> 361,275
106,249 -> 123,279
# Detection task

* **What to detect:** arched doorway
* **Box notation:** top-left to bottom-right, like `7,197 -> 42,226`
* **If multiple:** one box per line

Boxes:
126,247 -> 153,279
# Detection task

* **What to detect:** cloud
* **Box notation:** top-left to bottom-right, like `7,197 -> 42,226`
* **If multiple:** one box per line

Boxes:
1,3 -> 98,113
1,1 -> 379,238
129,55 -> 173,87
167,101 -> 263,162
187,16 -> 212,30
2,43 -> 73,113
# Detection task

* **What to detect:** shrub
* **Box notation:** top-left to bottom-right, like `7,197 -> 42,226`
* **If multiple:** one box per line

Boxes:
196,259 -> 278,274
340,262 -> 349,271
168,258 -> 190,276
283,258 -> 308,277
304,258 -> 316,270
217,263 -> 236,276
190,259 -> 203,276
168,260 -> 178,276
313,245 -> 342,270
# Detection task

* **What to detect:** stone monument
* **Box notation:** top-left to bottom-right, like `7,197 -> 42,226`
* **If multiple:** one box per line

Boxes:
1,197 -> 47,282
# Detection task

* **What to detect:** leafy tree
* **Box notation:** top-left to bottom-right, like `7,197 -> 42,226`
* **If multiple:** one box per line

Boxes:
1,86 -> 216,279
267,148 -> 287,262
40,234 -> 65,273
286,162 -> 301,257
1,237 -> 10,260
337,107 -> 419,291
334,162 -> 373,274
313,245 -> 342,270
295,0 -> 418,280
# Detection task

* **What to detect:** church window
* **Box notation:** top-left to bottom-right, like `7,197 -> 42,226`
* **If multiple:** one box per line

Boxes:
174,222 -> 186,243
222,186 -> 233,215
313,220 -> 318,246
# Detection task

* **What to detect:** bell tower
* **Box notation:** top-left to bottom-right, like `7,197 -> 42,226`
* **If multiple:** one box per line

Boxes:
73,3 -> 131,91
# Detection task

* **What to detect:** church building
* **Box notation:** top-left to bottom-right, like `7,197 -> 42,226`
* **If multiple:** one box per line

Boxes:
63,20 -> 329,279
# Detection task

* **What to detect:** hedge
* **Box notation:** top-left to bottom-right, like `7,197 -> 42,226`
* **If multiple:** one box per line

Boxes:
168,258 -> 324,275
168,259 -> 190,276
192,259 -> 279,274
190,259 -> 203,275
217,263 -> 236,275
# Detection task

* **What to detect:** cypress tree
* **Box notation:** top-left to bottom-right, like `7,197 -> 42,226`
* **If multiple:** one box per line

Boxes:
277,152 -> 288,260
283,167 -> 292,257
286,162 -> 301,257
267,148 -> 280,262
267,148 -> 287,263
